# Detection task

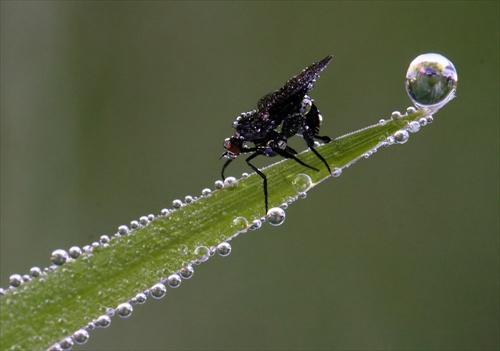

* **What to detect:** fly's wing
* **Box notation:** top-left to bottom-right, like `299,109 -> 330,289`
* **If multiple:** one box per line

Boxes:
256,55 -> 333,117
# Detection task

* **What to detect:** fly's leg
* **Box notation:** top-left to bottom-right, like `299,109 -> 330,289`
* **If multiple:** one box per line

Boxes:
245,152 -> 269,214
302,104 -> 332,173
271,146 -> 319,172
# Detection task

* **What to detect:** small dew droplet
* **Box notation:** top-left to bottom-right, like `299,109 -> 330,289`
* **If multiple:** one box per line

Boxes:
139,216 -> 149,225
194,246 -> 210,263
184,195 -> 194,204
249,219 -> 262,230
408,121 -> 421,133
95,315 -> 111,328
68,246 -> 82,259
201,188 -> 212,197
30,266 -> 42,278
150,283 -> 167,299
172,199 -> 183,209
51,249 -> 69,266
130,220 -> 140,229
116,303 -> 133,318
394,130 -> 410,144
59,337 -> 73,350
331,167 -> 342,177
292,173 -> 312,194
134,292 -> 147,304
391,111 -> 402,119
118,225 -> 129,235
223,176 -> 238,188
232,216 -> 249,232
73,329 -> 90,345
267,207 -> 286,226
167,274 -> 182,288
9,274 -> 23,287
180,265 -> 194,279
178,245 -> 188,255
217,242 -> 232,257
214,180 -> 224,189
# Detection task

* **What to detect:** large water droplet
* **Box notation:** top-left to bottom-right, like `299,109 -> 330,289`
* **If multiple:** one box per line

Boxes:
267,207 -> 286,226
394,130 -> 410,144
406,53 -> 457,108
292,173 -> 312,193
217,242 -> 232,257
223,176 -> 238,188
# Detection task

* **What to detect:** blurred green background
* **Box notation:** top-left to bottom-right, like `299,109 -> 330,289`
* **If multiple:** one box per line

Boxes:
1,1 -> 498,350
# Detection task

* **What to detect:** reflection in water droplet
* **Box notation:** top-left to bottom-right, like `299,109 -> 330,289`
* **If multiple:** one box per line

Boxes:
292,173 -> 312,193
232,216 -> 249,232
394,130 -> 410,144
73,329 -> 90,345
331,167 -> 342,177
150,283 -> 167,299
426,115 -> 434,124
267,207 -> 286,226
59,337 -> 73,350
249,219 -> 262,230
223,176 -> 238,188
418,117 -> 428,126
201,188 -> 212,197
172,199 -> 183,209
167,274 -> 182,288
95,315 -> 111,328
134,292 -> 147,304
408,121 -> 421,133
180,265 -> 194,279
391,111 -> 402,119
116,303 -> 133,318
406,53 -> 457,108
51,249 -> 69,266
214,180 -> 224,189
68,246 -> 82,259
217,242 -> 232,257
184,195 -> 194,203
194,246 -> 210,263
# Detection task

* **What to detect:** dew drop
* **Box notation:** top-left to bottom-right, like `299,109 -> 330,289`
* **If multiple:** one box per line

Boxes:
180,265 -> 194,279
406,53 -> 457,108
214,180 -> 224,189
178,245 -> 188,255
408,121 -> 421,133
22,274 -> 31,282
378,119 -> 386,126
241,172 -> 249,178
134,292 -> 147,304
232,216 -> 249,232
223,176 -> 238,188
95,315 -> 111,328
161,208 -> 170,216
267,207 -> 286,226
47,343 -> 62,351
331,167 -> 342,177
201,188 -> 212,197
391,111 -> 402,119
298,192 -> 307,199
426,115 -> 434,124
68,246 -> 82,259
99,235 -> 110,244
418,117 -> 428,126
0,288 -> 4,296
116,303 -> 133,318
394,130 -> 410,144
184,195 -> 194,203
292,173 -> 312,193
117,225 -> 128,235
406,106 -> 417,114
249,219 -> 262,230
59,337 -> 73,350
217,242 -> 232,257
73,329 -> 89,345
30,266 -> 42,278
9,274 -> 23,287
51,249 -> 69,266
150,283 -> 167,299
194,246 -> 210,263
140,216 -> 150,225
172,199 -> 183,209
130,220 -> 140,229
167,274 -> 182,288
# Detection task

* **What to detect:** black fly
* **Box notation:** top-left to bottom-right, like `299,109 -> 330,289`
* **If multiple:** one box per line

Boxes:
220,56 -> 333,213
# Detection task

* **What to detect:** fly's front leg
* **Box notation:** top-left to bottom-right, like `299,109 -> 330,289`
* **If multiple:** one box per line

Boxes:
245,152 -> 269,214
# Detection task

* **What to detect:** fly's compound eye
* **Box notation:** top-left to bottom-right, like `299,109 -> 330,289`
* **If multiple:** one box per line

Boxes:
223,138 -> 242,158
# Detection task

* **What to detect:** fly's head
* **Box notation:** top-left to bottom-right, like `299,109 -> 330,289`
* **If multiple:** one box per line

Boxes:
220,136 -> 243,160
